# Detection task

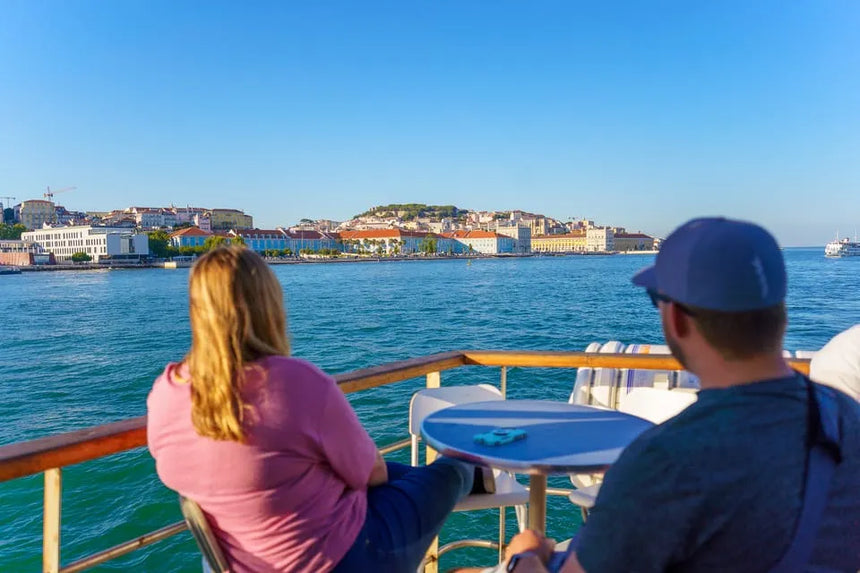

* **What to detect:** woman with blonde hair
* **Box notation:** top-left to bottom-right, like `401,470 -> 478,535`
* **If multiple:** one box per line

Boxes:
147,247 -> 483,572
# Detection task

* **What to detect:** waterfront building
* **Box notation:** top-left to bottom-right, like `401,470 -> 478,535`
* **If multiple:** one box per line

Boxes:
338,229 -> 434,254
613,232 -> 655,252
531,232 -> 587,253
435,234 -> 468,255
229,229 -> 292,253
286,229 -> 338,252
208,209 -> 253,230
586,227 -> 615,252
15,200 -> 57,230
496,224 -> 532,253
169,227 -> 213,249
0,239 -> 54,265
21,225 -> 149,262
442,230 -> 515,254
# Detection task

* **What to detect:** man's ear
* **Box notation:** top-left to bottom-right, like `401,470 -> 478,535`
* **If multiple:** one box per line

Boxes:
668,302 -> 692,339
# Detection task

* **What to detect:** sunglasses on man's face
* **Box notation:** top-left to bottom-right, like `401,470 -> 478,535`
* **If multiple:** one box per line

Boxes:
646,289 -> 697,316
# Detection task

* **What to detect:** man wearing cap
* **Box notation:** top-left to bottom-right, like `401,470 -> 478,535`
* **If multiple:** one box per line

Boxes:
503,217 -> 860,572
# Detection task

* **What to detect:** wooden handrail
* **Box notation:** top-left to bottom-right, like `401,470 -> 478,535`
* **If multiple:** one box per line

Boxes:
0,417 -> 146,483
0,351 -> 467,483
462,350 -> 811,375
0,350 -> 811,483
334,350 -> 467,392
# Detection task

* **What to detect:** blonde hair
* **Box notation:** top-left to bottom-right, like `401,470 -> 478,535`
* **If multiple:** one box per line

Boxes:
186,246 -> 290,441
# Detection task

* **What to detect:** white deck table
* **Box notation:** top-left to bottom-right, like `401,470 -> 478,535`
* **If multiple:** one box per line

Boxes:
420,399 -> 653,533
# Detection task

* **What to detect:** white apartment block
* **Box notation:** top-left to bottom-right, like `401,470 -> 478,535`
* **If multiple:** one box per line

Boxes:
495,224 -> 532,253
22,225 -> 149,262
135,209 -> 178,229
586,227 -> 615,252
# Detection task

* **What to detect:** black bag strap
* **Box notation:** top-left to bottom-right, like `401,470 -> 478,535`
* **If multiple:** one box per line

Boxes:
769,379 -> 842,573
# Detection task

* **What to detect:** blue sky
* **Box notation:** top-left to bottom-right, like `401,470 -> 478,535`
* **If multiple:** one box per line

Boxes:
1,1 -> 859,245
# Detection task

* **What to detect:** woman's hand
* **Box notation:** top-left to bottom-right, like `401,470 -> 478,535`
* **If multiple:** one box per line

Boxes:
367,450 -> 388,486
505,530 -> 556,568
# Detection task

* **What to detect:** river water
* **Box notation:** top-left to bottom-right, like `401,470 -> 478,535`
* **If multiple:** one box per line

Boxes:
1,249 -> 856,571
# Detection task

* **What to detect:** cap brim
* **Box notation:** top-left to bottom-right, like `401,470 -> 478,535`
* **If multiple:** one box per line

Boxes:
632,266 -> 658,289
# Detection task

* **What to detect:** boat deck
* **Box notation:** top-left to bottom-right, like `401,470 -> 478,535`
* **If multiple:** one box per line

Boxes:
0,350 -> 812,573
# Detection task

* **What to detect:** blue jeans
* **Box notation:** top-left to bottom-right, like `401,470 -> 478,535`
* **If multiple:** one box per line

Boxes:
333,458 -> 474,573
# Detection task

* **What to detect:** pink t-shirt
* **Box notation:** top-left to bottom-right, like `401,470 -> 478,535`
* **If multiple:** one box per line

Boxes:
146,356 -> 377,573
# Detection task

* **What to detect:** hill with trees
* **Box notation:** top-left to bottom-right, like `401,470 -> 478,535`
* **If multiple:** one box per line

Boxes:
355,204 -> 467,221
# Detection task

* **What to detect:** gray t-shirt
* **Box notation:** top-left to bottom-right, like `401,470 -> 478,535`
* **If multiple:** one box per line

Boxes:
576,374 -> 860,572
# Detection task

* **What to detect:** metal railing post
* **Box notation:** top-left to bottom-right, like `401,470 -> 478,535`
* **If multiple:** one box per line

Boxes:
424,371 -> 440,573
500,366 -> 507,398
43,468 -> 62,573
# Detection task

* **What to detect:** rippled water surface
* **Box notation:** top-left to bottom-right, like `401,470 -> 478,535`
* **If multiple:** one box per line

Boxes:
1,249 -> 857,571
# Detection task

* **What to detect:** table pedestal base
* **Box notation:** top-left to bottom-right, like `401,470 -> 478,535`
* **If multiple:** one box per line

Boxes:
528,474 -> 547,533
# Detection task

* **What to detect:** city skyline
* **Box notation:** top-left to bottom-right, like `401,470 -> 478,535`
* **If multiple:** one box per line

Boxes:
2,2 -> 860,246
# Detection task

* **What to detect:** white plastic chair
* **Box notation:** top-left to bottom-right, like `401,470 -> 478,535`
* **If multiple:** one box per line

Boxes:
567,387 -> 697,513
409,385 -> 529,562
569,341 -> 626,409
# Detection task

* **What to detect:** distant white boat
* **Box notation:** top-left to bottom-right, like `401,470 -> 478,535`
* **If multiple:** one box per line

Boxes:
0,266 -> 22,275
825,235 -> 860,258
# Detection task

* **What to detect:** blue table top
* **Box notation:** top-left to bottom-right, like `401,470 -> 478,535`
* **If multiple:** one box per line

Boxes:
420,399 -> 654,474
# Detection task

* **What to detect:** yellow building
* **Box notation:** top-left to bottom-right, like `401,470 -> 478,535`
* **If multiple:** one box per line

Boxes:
17,200 -> 57,230
613,233 -> 655,252
531,232 -> 586,253
207,209 -> 253,230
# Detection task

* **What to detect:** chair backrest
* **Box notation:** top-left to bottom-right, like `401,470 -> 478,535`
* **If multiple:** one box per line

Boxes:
617,387 -> 698,424
409,384 -> 503,436
179,495 -> 231,573
569,342 -> 603,405
795,350 -> 818,360
569,341 -> 627,408
571,341 -> 704,408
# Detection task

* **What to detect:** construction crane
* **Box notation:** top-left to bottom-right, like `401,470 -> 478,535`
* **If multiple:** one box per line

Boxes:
44,186 -> 76,201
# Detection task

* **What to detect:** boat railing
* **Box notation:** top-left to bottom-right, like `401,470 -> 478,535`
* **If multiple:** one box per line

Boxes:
0,350 -> 811,573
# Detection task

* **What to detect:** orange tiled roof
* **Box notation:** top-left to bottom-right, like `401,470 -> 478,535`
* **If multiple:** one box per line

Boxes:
169,227 -> 211,238
441,230 -> 507,239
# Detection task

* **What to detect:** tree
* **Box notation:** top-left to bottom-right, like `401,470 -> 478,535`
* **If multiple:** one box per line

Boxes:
3,208 -> 14,224
203,235 -> 228,251
231,235 -> 246,246
147,230 -> 173,258
0,223 -> 27,239
420,238 -> 437,255
70,252 -> 92,263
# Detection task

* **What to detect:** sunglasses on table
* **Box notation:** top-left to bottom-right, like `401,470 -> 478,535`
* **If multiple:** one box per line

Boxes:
646,289 -> 697,316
